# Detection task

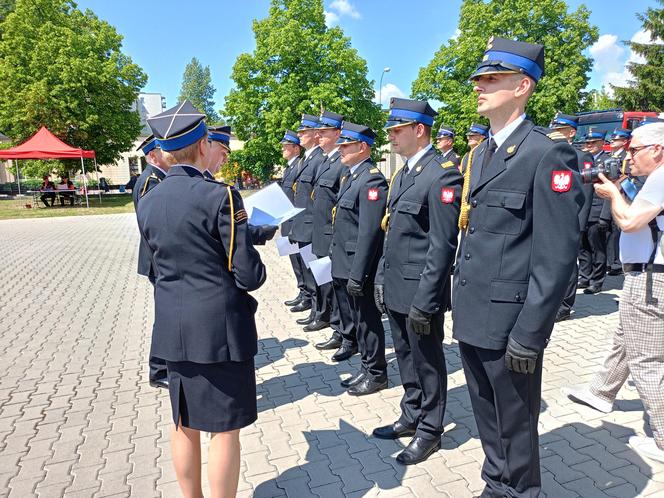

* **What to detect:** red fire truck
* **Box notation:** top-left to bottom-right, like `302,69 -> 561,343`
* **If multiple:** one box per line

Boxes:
574,109 -> 660,147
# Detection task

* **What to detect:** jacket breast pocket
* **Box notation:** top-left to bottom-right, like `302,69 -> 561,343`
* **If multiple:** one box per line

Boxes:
392,200 -> 424,231
483,190 -> 526,235
318,178 -> 336,189
338,198 -> 355,210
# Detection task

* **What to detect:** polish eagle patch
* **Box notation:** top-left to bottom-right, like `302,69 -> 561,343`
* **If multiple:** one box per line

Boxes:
367,188 -> 379,201
551,171 -> 572,192
441,187 -> 455,204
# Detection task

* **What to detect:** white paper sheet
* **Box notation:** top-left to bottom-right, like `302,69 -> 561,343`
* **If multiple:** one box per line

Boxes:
299,244 -> 317,269
242,182 -> 304,226
276,236 -> 299,256
309,257 -> 332,285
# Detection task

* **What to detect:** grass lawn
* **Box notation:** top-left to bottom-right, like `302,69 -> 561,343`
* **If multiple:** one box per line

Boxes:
0,189 -> 256,220
0,193 -> 135,220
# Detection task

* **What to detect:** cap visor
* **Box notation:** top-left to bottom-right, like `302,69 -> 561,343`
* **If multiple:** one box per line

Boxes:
469,66 -> 519,81
384,120 -> 416,130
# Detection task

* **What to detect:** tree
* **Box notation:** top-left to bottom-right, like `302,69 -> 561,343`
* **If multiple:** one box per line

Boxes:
585,86 -> 616,111
0,0 -> 147,166
411,0 -> 598,152
223,0 -> 382,180
613,1 -> 664,111
179,57 -> 220,122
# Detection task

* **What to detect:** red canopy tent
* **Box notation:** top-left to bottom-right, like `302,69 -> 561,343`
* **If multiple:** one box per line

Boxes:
0,127 -> 98,207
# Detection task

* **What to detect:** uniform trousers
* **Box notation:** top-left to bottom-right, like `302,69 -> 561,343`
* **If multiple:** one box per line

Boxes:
288,253 -> 306,300
351,283 -> 387,380
617,272 -> 664,448
606,222 -> 622,272
459,342 -> 543,498
296,242 -> 317,307
578,223 -> 608,287
388,309 -> 446,440
332,278 -> 357,348
147,276 -> 167,382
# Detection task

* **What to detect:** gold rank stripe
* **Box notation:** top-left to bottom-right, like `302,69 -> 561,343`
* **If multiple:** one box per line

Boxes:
227,186 -> 235,272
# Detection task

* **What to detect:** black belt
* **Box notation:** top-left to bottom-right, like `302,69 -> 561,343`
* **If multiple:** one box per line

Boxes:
623,263 -> 664,273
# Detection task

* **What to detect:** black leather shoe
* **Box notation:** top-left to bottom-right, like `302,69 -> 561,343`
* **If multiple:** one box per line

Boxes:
583,285 -> 602,295
607,268 -> 622,276
290,301 -> 312,313
577,280 -> 590,289
555,309 -> 571,322
347,376 -> 387,396
303,320 -> 330,332
396,436 -> 441,465
372,421 -> 416,440
341,372 -> 366,388
296,313 -> 315,325
331,344 -> 358,362
284,295 -> 303,306
315,337 -> 342,350
149,378 -> 169,389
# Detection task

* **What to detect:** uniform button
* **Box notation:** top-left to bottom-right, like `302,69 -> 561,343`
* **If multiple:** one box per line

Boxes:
471,199 -> 477,207
515,292 -> 522,302
385,263 -> 390,269
469,226 -> 475,234
461,279 -> 467,286
392,207 -> 396,212
465,253 -> 471,260
501,200 -> 506,207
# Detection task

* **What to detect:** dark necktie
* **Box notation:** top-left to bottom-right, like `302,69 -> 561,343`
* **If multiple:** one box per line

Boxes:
481,138 -> 497,176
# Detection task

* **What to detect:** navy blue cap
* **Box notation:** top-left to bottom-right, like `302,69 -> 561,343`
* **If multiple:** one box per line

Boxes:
318,111 -> 344,130
470,37 -> 545,82
436,125 -> 455,139
467,123 -> 489,137
297,114 -> 320,131
336,122 -> 376,146
136,135 -> 157,154
208,126 -> 231,150
281,130 -> 300,145
550,112 -> 578,129
610,128 -> 631,140
147,100 -> 207,152
584,128 -> 606,142
385,98 -> 438,130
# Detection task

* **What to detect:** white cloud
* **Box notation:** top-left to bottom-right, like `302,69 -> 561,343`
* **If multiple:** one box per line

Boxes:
375,83 -> 406,109
324,0 -> 360,26
592,30 -> 663,94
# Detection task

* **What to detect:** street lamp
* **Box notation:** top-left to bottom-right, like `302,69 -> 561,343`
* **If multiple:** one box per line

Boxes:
378,67 -> 391,108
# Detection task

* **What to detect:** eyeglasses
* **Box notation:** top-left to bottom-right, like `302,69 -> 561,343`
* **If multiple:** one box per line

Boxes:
627,144 -> 654,156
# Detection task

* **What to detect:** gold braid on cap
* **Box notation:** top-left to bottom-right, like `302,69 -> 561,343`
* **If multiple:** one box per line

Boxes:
226,186 -> 235,272
458,146 -> 477,231
381,166 -> 404,232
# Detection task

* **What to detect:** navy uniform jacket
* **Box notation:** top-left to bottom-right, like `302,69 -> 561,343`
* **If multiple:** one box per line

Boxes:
441,149 -> 460,169
452,120 -> 584,352
576,150 -> 594,230
132,164 -> 166,278
290,147 -> 326,243
375,148 -> 463,315
137,165 -> 266,364
311,150 -> 344,257
280,157 -> 301,237
330,160 -> 387,283
586,151 -> 612,225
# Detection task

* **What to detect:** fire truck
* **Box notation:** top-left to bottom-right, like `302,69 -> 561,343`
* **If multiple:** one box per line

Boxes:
574,109 -> 660,147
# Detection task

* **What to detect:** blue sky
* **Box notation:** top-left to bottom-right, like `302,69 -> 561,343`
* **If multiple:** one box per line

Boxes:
76,0 -> 659,110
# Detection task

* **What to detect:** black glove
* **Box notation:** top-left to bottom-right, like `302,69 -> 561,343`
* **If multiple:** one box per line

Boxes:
598,220 -> 609,231
347,279 -> 364,296
374,284 -> 386,314
260,225 -> 278,242
505,336 -> 539,374
406,306 -> 431,336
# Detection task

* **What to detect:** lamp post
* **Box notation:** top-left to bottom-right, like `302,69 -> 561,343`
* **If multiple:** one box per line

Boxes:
378,67 -> 391,108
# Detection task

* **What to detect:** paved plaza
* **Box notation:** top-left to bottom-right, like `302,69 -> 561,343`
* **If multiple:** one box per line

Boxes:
1,213 -> 664,498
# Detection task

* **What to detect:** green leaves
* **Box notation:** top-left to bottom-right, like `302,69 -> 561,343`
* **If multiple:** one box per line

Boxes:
612,0 -> 664,112
0,0 -> 146,165
223,0 -> 382,180
179,57 -> 219,123
412,0 -> 598,152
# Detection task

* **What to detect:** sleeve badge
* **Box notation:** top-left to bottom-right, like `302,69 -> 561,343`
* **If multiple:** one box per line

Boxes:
441,187 -> 455,204
551,171 -> 572,192
368,188 -> 379,201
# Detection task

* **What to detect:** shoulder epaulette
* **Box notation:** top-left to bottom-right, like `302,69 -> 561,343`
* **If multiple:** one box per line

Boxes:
440,160 -> 455,169
535,126 -> 567,142
140,173 -> 161,197
369,167 -> 380,174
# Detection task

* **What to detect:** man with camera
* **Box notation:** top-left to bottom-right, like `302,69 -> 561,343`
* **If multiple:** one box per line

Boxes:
563,122 -> 664,463
578,129 -> 612,295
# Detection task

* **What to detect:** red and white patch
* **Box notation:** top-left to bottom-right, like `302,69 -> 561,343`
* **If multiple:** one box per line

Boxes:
551,170 -> 572,192
583,161 -> 592,170
441,188 -> 455,204
367,188 -> 379,201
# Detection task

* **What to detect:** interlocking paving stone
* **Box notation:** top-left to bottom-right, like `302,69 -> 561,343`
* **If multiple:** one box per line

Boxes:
1,213 -> 664,497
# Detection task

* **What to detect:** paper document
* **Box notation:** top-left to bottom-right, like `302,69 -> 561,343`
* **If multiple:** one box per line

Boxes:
309,257 -> 332,285
276,237 -> 299,256
242,182 -> 304,226
299,244 -> 317,269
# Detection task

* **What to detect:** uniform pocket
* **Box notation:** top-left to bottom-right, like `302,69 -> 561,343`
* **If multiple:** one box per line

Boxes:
483,190 -> 526,235
339,199 -> 355,210
402,263 -> 425,280
345,241 -> 357,253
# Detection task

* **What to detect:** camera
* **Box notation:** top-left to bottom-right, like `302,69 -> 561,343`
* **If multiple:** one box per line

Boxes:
580,157 -> 622,184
